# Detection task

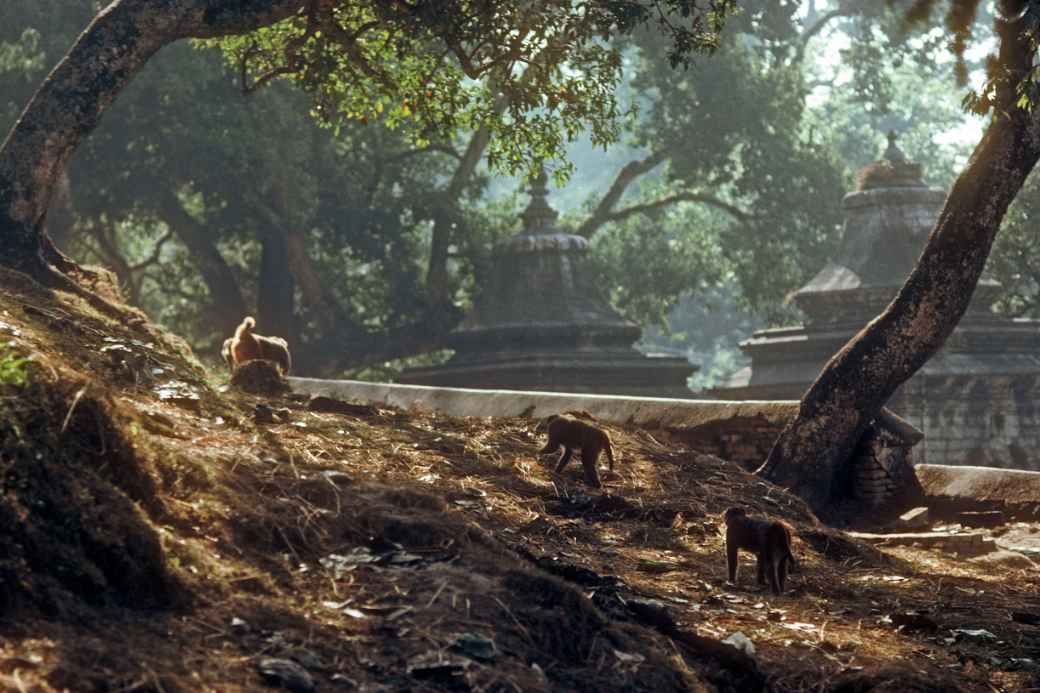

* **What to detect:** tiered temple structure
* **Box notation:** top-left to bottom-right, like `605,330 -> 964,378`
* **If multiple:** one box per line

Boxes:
401,172 -> 695,396
712,132 -> 1040,469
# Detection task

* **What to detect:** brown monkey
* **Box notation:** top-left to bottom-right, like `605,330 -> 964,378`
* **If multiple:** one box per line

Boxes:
723,507 -> 796,596
221,316 -> 292,374
538,414 -> 615,488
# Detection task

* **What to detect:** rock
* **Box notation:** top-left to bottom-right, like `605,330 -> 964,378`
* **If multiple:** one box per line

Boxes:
722,631 -> 755,656
154,380 -> 202,413
450,633 -> 496,661
321,470 -> 352,485
307,395 -> 377,417
286,648 -> 324,671
406,652 -> 470,683
950,628 -> 997,643
896,507 -> 930,530
256,657 -> 315,692
232,360 -> 289,395
254,403 -> 276,424
890,611 -> 938,632
957,510 -> 1006,528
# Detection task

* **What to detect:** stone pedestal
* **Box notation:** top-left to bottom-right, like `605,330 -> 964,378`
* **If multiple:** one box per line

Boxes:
711,132 -> 1040,470
401,172 -> 695,397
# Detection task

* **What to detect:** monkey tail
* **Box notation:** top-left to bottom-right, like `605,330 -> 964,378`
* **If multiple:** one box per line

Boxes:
235,316 -> 256,339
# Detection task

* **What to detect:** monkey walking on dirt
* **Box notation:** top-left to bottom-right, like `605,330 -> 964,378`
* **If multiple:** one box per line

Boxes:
723,506 -> 797,596
221,316 -> 292,375
538,414 -> 616,488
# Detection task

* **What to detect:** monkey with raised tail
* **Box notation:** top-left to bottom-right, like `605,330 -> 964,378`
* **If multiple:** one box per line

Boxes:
723,506 -> 797,596
221,316 -> 292,375
538,414 -> 616,488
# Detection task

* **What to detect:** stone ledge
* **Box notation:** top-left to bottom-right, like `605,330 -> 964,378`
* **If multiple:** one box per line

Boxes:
916,464 -> 1040,506
848,530 -> 992,554
288,377 -> 799,428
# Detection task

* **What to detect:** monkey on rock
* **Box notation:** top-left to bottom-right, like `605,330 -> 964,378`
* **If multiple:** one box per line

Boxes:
221,316 -> 292,375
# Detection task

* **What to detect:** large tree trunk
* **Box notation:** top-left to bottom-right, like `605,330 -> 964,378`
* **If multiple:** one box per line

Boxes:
0,0 -> 306,281
757,17 -> 1039,516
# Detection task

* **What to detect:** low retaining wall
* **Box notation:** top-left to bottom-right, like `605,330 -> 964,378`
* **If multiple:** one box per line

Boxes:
290,378 -> 795,467
290,377 -> 797,426
916,464 -> 1040,519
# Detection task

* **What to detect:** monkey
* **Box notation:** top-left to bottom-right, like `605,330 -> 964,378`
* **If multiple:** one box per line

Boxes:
538,414 -> 615,488
221,316 -> 292,375
723,507 -> 796,596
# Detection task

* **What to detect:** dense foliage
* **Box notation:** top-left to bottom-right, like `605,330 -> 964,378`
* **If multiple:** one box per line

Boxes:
6,0 -> 1039,385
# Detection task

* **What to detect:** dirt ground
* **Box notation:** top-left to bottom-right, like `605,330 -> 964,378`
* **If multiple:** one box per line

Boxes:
0,269 -> 1038,693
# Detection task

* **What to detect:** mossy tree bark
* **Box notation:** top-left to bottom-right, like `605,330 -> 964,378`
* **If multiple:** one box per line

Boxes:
757,16 -> 1040,516
0,0 -> 306,283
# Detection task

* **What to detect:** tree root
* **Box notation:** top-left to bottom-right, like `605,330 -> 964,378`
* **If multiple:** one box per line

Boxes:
26,251 -> 137,323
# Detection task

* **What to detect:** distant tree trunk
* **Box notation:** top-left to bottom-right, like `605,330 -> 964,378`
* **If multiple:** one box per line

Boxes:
757,16 -> 1038,516
257,229 -> 298,354
426,122 -> 494,305
0,0 -> 306,284
156,190 -> 248,338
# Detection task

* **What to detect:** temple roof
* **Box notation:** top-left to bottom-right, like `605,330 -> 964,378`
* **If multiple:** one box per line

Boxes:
792,131 -> 949,317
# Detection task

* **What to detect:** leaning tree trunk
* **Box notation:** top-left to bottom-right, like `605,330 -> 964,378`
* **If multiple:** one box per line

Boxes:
757,17 -> 1040,516
0,0 -> 306,282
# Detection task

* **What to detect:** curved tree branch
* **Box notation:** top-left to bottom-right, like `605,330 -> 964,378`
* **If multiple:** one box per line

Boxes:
598,191 -> 754,228
576,150 -> 669,238
792,3 -> 861,66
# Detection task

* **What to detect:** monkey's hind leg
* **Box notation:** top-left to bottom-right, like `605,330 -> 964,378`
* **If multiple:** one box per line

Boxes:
767,555 -> 784,596
756,554 -> 767,586
581,447 -> 602,488
778,555 -> 791,594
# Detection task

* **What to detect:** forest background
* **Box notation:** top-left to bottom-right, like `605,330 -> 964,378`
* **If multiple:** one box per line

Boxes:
4,0 -> 1035,389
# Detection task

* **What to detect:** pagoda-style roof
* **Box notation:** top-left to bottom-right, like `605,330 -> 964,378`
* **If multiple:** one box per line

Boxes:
402,170 -> 695,397
712,130 -> 1040,399
792,131 -> 951,324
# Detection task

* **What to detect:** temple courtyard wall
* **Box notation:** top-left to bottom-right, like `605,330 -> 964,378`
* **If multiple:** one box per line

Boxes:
290,377 -> 794,468
894,373 -> 1040,470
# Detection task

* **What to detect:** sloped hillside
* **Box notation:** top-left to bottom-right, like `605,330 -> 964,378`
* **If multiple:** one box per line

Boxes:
0,269 -> 1037,692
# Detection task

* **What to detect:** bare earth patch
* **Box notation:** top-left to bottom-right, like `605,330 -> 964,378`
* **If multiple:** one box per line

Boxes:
0,269 -> 1036,692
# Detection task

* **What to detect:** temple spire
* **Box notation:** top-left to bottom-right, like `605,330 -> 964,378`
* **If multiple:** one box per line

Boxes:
519,167 -> 559,234
883,129 -> 907,164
